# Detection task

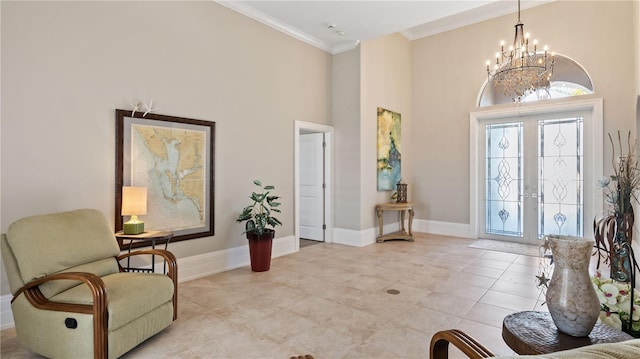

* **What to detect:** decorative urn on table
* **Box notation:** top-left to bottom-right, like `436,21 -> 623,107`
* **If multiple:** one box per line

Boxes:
545,235 -> 601,337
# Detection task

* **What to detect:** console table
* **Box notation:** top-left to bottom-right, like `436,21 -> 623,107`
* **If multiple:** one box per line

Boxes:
502,311 -> 633,355
375,202 -> 414,242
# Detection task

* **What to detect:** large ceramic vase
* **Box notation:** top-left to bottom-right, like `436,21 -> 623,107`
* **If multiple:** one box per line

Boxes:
247,229 -> 275,272
545,235 -> 601,337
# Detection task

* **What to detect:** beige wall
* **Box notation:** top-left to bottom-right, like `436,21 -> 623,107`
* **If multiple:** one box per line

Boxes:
332,48 -> 362,230
636,0 -> 640,98
0,1 -> 332,295
360,34 -> 412,230
411,0 -> 638,225
332,33 -> 412,232
2,1 -> 639,298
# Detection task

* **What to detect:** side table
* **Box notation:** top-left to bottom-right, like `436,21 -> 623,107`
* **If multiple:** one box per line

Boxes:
502,311 -> 633,355
375,202 -> 414,243
115,230 -> 173,273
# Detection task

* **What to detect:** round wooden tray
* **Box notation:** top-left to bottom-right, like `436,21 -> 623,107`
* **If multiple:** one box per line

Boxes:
502,311 -> 634,355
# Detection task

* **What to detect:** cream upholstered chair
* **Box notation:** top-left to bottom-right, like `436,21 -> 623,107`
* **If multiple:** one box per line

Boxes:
1,209 -> 177,359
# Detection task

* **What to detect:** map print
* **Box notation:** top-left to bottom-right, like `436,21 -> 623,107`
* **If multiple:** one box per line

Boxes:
131,124 -> 206,230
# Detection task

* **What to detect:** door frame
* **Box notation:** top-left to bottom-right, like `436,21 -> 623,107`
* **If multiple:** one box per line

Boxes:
294,120 -> 334,251
469,97 -> 603,241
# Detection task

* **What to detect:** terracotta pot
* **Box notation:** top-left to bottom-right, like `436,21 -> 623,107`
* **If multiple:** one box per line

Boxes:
246,229 -> 274,272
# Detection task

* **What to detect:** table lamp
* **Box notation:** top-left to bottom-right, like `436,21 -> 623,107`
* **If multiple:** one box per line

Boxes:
121,186 -> 147,235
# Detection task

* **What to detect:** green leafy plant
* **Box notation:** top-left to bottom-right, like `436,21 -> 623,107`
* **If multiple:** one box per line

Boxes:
236,180 -> 282,235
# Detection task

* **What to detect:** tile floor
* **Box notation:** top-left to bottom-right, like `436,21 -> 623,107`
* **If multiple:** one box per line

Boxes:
1,233 -> 548,358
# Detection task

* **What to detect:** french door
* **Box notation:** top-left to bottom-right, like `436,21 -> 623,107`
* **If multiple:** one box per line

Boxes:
480,113 -> 586,244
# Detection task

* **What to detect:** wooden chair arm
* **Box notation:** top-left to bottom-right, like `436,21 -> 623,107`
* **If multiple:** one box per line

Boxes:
12,272 -> 108,359
430,329 -> 495,359
117,249 -> 178,320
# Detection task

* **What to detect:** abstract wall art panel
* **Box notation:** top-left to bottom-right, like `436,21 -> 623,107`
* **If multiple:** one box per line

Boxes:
377,107 -> 401,191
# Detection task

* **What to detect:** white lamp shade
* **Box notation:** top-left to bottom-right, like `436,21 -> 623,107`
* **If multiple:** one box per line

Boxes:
121,186 -> 147,216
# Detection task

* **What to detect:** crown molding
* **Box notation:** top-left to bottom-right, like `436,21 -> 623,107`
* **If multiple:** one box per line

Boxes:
331,40 -> 360,55
405,0 -> 555,41
216,1 -> 332,54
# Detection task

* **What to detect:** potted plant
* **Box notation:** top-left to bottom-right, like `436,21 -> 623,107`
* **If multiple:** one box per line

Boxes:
236,180 -> 282,272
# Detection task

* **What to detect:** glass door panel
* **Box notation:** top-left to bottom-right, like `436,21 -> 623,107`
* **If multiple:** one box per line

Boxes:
485,123 -> 524,238
538,117 -> 584,238
481,115 -> 584,244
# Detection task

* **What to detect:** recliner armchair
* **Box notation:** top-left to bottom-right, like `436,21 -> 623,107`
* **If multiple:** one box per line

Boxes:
1,209 -> 178,359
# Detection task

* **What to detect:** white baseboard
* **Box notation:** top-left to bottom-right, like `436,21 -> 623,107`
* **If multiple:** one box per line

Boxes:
413,219 -> 471,238
0,235 -> 297,330
332,227 -> 377,247
331,219 -> 470,247
178,235 -> 296,282
1,295 -> 12,330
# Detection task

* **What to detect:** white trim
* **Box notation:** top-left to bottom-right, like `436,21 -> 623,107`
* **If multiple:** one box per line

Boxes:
332,221 -> 472,246
333,227 -> 376,247
405,0 -> 554,41
178,234 -> 296,282
294,121 -> 335,249
0,235 -> 297,329
469,97 -> 604,241
215,1 -> 332,53
1,295 -> 13,330
331,41 -> 360,55
412,219 -> 472,239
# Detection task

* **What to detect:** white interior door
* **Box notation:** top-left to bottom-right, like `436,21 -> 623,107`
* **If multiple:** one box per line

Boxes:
299,133 -> 324,241
480,113 -> 587,244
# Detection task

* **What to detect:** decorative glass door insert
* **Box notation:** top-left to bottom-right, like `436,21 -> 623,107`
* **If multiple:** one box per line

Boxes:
538,117 -> 583,237
483,116 -> 584,243
485,123 -> 524,238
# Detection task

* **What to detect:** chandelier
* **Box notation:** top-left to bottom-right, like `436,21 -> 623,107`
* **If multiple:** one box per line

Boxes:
486,0 -> 555,101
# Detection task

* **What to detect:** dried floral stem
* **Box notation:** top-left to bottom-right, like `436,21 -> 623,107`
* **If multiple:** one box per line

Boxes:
606,131 -> 640,214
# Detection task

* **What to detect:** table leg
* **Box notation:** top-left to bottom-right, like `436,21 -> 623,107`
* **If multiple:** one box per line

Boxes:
127,240 -> 134,271
400,210 -> 406,234
163,238 -> 170,274
408,208 -> 414,241
376,207 -> 384,242
151,239 -> 156,273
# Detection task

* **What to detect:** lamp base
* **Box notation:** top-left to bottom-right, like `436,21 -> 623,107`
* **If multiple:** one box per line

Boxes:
123,221 -> 144,235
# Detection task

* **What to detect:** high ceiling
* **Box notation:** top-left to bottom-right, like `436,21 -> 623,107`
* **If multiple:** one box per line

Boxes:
217,0 -> 553,54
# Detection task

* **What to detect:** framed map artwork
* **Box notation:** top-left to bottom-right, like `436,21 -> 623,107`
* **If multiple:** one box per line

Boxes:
377,107 -> 401,191
115,109 -> 215,248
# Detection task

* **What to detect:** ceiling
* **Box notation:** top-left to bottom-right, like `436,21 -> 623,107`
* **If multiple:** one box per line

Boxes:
217,0 -> 554,54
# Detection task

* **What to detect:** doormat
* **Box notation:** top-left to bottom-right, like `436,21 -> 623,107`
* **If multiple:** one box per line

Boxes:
469,239 -> 540,257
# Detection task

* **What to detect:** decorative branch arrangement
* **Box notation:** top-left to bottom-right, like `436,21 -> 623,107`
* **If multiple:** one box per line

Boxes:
536,131 -> 640,337
592,131 -> 640,336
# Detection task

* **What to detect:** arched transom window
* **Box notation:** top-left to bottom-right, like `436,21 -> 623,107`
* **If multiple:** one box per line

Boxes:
479,54 -> 594,107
